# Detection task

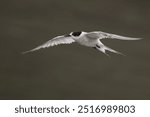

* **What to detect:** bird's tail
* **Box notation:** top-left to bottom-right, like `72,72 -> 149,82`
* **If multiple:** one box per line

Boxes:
95,41 -> 125,56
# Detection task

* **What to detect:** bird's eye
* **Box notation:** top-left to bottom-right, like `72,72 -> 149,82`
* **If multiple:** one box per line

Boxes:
72,31 -> 82,37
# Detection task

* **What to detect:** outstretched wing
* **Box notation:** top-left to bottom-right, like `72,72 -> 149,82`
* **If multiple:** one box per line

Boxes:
86,31 -> 141,40
23,35 -> 75,54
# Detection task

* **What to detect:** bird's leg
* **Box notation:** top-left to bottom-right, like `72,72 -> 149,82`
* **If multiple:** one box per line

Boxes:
93,44 -> 110,57
96,44 -> 100,48
92,45 -> 100,50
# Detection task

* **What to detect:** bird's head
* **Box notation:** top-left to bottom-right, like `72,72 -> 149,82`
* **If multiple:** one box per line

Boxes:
64,31 -> 86,40
69,31 -> 84,40
70,31 -> 82,36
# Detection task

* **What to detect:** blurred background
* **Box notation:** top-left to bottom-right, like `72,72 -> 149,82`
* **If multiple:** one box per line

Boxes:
0,0 -> 150,99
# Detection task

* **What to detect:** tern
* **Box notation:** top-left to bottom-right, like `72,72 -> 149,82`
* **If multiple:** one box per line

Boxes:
23,31 -> 140,56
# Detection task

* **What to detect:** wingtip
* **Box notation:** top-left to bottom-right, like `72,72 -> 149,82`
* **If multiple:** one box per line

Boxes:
22,46 -> 41,54
132,37 -> 142,40
22,48 -> 36,54
111,33 -> 143,40
22,50 -> 31,54
120,37 -> 142,40
138,37 -> 143,40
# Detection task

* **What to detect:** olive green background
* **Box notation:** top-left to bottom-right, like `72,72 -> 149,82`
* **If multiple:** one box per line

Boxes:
0,0 -> 150,99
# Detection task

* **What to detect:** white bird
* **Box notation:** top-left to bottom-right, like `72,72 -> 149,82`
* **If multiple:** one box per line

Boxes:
23,31 -> 141,56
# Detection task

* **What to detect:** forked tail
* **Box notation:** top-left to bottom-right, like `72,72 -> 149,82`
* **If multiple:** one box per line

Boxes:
95,42 -> 125,56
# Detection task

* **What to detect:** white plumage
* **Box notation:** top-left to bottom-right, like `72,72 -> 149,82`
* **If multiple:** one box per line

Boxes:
23,31 -> 141,56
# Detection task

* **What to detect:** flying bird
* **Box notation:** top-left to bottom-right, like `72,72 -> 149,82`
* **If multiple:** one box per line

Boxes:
23,31 -> 140,56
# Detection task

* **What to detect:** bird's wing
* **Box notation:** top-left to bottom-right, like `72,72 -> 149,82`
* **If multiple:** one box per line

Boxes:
23,35 -> 75,54
86,31 -> 141,40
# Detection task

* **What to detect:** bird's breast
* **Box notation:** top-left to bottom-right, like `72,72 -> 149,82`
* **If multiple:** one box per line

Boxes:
76,37 -> 97,47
